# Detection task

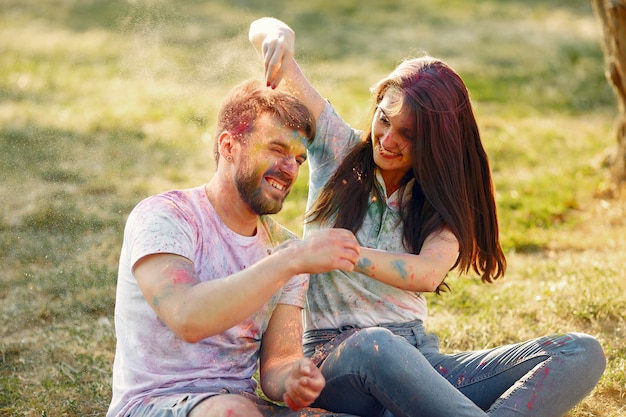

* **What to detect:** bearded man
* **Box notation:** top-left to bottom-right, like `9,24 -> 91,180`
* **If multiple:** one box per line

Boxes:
107,79 -> 360,417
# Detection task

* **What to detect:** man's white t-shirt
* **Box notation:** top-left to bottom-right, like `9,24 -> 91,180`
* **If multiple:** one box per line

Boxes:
107,186 -> 308,417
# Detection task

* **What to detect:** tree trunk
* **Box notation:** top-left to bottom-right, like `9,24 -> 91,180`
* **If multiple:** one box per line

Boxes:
591,0 -> 626,188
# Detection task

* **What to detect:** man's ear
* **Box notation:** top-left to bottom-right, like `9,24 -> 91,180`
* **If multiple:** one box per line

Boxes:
217,130 -> 236,161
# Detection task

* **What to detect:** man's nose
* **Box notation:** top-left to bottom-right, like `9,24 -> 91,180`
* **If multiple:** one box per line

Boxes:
279,155 -> 299,178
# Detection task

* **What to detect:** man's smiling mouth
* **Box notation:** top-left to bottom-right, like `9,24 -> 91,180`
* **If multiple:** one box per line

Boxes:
267,178 -> 286,192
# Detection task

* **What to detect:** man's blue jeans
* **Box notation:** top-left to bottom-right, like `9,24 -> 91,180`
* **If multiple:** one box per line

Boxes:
303,321 -> 605,417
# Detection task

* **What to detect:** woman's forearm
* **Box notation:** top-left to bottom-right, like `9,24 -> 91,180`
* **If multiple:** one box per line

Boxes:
356,230 -> 459,292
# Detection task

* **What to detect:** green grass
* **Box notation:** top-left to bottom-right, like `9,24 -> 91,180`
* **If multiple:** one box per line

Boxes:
1,0 -> 625,416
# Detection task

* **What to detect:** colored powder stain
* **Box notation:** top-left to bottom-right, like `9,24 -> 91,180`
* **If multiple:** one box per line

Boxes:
391,259 -> 409,280
439,365 -> 448,375
240,320 -> 261,339
171,269 -> 195,286
527,391 -> 536,411
557,335 -> 571,346
528,366 -> 550,410
357,257 -> 373,271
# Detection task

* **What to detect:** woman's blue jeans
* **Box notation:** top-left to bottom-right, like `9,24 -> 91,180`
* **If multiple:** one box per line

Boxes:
303,321 -> 605,417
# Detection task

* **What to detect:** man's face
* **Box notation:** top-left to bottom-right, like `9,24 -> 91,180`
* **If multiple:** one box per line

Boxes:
235,113 -> 308,215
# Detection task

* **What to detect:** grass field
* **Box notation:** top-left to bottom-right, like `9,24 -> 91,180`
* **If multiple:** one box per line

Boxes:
1,0 -> 625,416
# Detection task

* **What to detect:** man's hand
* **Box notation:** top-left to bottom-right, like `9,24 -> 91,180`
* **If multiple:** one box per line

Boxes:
272,228 -> 360,275
282,358 -> 325,410
300,228 -> 360,273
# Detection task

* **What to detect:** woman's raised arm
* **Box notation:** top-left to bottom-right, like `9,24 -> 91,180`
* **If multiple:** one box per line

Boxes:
249,17 -> 327,119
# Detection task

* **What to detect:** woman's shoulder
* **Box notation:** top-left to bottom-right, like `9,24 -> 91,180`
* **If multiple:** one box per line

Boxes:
309,100 -> 363,158
260,215 -> 299,245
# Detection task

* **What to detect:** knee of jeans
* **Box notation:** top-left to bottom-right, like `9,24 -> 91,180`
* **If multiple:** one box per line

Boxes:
342,327 -> 402,361
572,333 -> 606,374
549,332 -> 606,386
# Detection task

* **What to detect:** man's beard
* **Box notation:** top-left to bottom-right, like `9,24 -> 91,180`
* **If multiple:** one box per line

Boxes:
235,165 -> 287,215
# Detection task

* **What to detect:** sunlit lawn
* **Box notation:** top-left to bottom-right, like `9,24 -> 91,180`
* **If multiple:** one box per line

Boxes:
1,1 -> 624,416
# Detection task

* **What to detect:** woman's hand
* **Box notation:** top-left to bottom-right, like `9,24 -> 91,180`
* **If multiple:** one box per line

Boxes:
249,17 -> 295,89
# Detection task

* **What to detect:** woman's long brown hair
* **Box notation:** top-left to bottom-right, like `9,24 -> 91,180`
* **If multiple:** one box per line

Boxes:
307,56 -> 506,292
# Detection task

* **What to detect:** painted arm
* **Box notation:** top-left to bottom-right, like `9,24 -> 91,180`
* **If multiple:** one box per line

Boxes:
356,228 -> 460,292
249,17 -> 327,119
133,228 -> 359,343
259,304 -> 324,410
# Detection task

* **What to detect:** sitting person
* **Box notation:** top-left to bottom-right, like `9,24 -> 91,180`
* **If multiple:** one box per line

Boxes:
249,17 -> 606,417
106,79 -> 360,417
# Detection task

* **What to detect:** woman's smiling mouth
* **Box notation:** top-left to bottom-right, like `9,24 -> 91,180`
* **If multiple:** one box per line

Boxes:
378,143 -> 401,158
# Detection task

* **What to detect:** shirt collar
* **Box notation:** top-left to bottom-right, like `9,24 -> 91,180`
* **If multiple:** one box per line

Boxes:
374,169 -> 414,211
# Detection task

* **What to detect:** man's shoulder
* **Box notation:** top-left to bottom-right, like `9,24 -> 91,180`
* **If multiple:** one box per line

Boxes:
135,186 -> 204,210
155,186 -> 204,202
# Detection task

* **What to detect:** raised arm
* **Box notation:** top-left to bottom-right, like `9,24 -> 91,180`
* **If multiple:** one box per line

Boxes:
249,17 -> 327,119
356,228 -> 460,293
133,228 -> 359,343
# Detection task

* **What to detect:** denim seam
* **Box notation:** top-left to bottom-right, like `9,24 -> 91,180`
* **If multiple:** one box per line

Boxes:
486,355 -> 553,414
451,353 -> 551,389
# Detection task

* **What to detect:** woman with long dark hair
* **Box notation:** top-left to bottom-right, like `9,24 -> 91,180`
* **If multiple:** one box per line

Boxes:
250,17 -> 605,417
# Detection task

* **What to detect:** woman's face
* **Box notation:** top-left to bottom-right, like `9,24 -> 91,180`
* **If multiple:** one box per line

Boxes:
371,89 -> 413,187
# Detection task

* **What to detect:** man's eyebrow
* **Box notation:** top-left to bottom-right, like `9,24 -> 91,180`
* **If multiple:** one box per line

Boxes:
268,138 -> 291,149
269,138 -> 307,158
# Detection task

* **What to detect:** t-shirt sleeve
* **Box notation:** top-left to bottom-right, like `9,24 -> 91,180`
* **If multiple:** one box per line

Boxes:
277,273 -> 309,309
307,101 -> 363,205
261,216 -> 309,309
124,194 -> 197,270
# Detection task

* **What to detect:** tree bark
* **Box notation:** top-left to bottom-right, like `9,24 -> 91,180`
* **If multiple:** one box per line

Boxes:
591,0 -> 626,187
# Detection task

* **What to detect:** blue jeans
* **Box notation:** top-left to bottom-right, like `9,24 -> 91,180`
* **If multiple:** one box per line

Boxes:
303,321 -> 605,417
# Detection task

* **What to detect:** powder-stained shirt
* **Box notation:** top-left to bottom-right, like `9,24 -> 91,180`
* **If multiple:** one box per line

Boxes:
107,185 -> 308,417
303,103 -> 428,331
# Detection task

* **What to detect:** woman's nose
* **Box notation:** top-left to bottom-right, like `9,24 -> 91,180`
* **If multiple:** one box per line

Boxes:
380,130 -> 394,148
